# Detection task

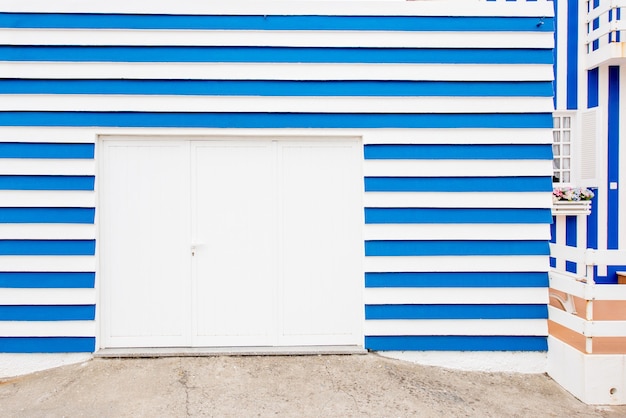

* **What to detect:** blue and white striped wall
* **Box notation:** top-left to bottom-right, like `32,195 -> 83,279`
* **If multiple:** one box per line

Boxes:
0,0 -> 555,375
552,0 -> 626,283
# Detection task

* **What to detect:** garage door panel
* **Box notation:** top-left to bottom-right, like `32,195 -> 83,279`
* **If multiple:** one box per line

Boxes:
102,141 -> 191,347
279,141 -> 363,345
101,137 -> 363,349
192,142 -> 276,345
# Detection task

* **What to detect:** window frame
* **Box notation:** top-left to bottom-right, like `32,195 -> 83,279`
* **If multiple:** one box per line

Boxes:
552,111 -> 576,186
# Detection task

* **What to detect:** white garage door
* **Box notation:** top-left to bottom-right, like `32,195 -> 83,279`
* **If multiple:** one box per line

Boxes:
100,137 -> 363,348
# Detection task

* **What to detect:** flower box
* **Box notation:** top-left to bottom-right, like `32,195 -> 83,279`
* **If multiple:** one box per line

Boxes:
552,187 -> 594,216
552,200 -> 592,216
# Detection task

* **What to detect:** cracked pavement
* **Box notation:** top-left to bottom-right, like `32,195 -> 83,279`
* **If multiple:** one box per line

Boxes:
1,354 -> 625,417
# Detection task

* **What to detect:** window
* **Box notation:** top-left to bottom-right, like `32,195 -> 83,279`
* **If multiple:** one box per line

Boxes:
552,112 -> 574,184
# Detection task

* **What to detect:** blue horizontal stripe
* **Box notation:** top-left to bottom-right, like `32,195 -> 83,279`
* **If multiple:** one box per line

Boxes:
365,208 -> 553,224
0,80 -> 554,97
365,336 -> 548,351
0,112 -> 554,129
0,13 -> 554,32
0,142 -> 94,159
0,176 -> 94,191
0,208 -> 95,224
365,177 -> 553,192
0,272 -> 95,288
365,304 -> 548,320
0,240 -> 95,255
364,144 -> 553,160
0,337 -> 95,353
0,305 -> 95,321
365,272 -> 549,288
0,46 -> 553,64
365,240 -> 550,256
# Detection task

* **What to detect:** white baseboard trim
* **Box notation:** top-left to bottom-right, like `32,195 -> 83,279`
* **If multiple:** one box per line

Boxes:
0,353 -> 92,379
377,350 -> 547,374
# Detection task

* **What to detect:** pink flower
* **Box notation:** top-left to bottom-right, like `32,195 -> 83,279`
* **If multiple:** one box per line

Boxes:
553,187 -> 595,202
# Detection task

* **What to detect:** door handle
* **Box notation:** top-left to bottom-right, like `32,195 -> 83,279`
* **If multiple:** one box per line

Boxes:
191,243 -> 204,256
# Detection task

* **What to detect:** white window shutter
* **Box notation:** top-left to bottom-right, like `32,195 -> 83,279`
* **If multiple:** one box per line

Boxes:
577,108 -> 600,188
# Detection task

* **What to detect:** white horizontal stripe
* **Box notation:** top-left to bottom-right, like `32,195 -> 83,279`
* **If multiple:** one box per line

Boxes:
0,159 -> 95,176
0,256 -> 96,272
0,1 -> 555,17
0,127 -> 553,145
364,287 -> 549,305
2,29 -> 554,49
364,192 -> 552,208
0,288 -> 96,305
0,224 -> 96,240
0,190 -> 95,207
364,224 -> 550,241
0,128 -> 95,143
0,62 -> 555,82
364,319 -> 547,336
364,255 -> 550,273
0,95 -> 554,114
361,128 -> 553,145
0,321 -> 96,338
364,159 -> 553,177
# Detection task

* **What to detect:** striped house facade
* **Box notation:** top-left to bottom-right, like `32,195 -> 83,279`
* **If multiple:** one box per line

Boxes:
548,1 -> 626,404
0,0 -> 555,374
551,0 -> 626,282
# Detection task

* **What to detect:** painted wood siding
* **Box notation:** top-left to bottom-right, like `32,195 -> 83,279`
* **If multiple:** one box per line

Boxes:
0,1 -> 554,353
551,0 -> 626,283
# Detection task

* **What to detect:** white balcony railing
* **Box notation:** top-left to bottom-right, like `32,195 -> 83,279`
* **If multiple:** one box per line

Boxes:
548,244 -> 626,404
587,0 -> 626,67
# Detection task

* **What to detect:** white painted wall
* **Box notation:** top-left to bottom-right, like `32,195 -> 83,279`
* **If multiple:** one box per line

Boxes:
0,354 -> 92,379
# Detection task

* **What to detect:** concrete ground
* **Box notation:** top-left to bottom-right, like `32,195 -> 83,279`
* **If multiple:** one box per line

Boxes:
1,354 -> 625,417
